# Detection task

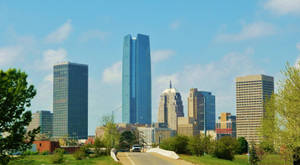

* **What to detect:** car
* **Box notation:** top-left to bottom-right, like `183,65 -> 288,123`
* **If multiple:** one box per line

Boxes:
130,145 -> 142,152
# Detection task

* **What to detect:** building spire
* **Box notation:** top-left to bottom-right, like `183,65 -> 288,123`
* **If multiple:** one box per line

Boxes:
170,80 -> 172,89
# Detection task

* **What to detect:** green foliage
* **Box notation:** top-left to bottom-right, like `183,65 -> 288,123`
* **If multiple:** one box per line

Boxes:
188,135 -> 210,156
160,135 -> 189,154
119,131 -> 137,150
94,137 -> 105,156
213,136 -> 238,161
0,69 -> 39,165
73,149 -> 85,160
51,148 -> 64,164
101,115 -> 120,154
249,143 -> 260,165
41,151 -> 49,155
261,63 -> 300,163
236,137 -> 248,154
23,150 -> 39,155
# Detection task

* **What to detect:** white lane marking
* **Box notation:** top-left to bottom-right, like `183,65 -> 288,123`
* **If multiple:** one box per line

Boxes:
126,152 -> 136,165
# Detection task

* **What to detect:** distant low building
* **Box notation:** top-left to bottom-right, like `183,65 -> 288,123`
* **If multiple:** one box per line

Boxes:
137,126 -> 175,146
33,140 -> 59,153
177,117 -> 199,136
216,112 -> 236,140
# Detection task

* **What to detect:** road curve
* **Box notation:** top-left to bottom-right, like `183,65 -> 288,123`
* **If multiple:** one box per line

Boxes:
117,152 -> 193,165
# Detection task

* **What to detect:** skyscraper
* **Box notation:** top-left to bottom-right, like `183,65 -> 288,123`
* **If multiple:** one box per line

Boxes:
27,110 -> 53,137
236,74 -> 274,143
122,34 -> 151,124
53,62 -> 88,139
187,88 -> 216,131
158,82 -> 184,131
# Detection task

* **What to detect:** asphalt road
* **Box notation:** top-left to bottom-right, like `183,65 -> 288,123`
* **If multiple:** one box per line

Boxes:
117,152 -> 193,165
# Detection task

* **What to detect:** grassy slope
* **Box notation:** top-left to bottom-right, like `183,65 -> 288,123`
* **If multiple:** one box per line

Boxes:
180,154 -> 285,165
9,155 -> 119,165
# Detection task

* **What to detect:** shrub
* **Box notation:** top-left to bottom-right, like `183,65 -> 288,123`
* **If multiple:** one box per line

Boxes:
41,151 -> 49,155
160,135 -> 189,154
213,136 -> 238,160
51,148 -> 64,164
22,150 -> 39,155
236,137 -> 248,154
249,143 -> 260,165
188,135 -> 205,156
73,149 -> 85,160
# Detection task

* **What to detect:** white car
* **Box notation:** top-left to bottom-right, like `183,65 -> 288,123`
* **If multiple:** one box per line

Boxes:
130,145 -> 142,152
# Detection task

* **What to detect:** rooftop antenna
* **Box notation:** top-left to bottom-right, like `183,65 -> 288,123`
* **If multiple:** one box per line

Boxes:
170,80 -> 172,89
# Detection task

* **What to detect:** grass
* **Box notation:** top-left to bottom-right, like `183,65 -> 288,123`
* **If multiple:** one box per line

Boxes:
180,154 -> 285,165
8,154 -> 119,165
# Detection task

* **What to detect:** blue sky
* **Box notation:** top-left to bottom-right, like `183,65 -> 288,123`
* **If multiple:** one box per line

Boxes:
1,0 -> 300,135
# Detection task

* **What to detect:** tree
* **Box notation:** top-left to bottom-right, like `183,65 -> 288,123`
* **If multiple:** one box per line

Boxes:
160,135 -> 189,154
249,143 -> 260,165
94,137 -> 104,156
119,131 -> 137,150
101,115 -> 120,154
236,137 -> 248,154
261,63 -> 300,164
0,69 -> 39,165
188,135 -> 205,156
213,136 -> 238,160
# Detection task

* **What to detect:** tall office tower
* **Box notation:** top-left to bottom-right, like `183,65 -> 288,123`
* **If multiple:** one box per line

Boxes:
188,88 -> 216,131
27,110 -> 53,137
122,34 -> 152,124
216,112 -> 236,140
236,74 -> 274,143
53,62 -> 88,139
158,82 -> 184,131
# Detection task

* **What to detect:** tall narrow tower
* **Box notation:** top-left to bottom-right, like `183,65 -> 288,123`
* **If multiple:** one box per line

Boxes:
236,74 -> 274,143
122,34 -> 152,124
53,62 -> 88,139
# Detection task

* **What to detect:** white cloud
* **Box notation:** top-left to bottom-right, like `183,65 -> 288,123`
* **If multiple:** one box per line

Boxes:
170,20 -> 181,30
0,46 -> 23,66
38,48 -> 68,70
216,22 -> 275,42
102,61 -> 122,84
152,48 -> 263,120
45,19 -> 72,43
264,0 -> 300,15
79,30 -> 110,42
152,50 -> 175,62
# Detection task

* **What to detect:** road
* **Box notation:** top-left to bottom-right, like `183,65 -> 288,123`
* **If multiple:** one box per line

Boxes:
117,152 -> 193,165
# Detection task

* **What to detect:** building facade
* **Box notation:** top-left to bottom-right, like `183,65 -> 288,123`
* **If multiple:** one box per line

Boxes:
157,82 -> 184,131
236,74 -> 274,143
122,34 -> 152,124
216,112 -> 236,140
53,62 -> 88,139
27,110 -> 53,137
187,89 -> 216,131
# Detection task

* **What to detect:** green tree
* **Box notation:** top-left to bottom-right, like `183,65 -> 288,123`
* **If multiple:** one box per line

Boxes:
188,135 -> 205,156
119,131 -> 137,150
94,137 -> 104,156
0,69 -> 39,165
249,143 -> 260,165
101,115 -> 120,154
261,63 -> 300,164
213,136 -> 238,160
160,135 -> 189,154
236,137 -> 248,154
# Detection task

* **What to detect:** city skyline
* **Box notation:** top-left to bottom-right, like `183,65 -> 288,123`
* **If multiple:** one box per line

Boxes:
1,1 -> 299,135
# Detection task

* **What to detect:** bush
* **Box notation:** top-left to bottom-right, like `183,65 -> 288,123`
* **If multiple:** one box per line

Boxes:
22,150 -> 39,155
249,143 -> 260,165
188,135 -> 205,156
94,138 -> 105,156
160,135 -> 189,154
73,146 -> 90,160
213,136 -> 238,160
236,137 -> 248,154
51,148 -> 64,164
41,151 -> 49,155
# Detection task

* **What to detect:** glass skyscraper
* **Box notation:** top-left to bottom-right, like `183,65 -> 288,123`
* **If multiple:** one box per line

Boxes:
199,91 -> 216,131
122,34 -> 152,124
53,62 -> 88,139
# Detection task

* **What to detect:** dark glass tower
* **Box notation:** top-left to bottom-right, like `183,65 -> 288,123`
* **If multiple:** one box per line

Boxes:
53,62 -> 88,139
122,34 -> 152,124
